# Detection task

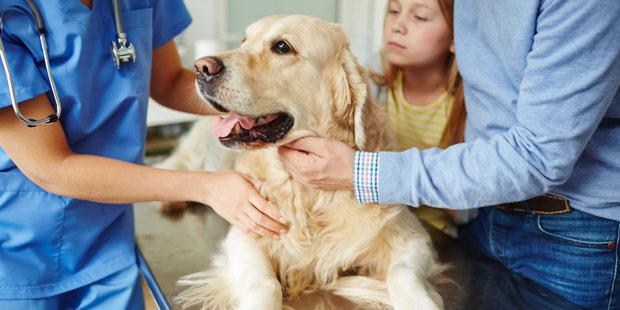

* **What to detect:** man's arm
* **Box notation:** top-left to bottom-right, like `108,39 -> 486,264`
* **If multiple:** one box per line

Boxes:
375,0 -> 620,208
279,0 -> 620,209
149,40 -> 221,115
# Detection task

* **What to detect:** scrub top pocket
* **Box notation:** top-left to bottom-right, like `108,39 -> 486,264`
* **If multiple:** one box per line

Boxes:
0,172 -> 66,288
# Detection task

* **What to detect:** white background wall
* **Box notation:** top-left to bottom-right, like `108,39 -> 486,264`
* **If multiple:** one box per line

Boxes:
147,0 -> 388,126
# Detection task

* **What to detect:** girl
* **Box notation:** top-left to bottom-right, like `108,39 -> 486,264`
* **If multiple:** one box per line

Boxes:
368,0 -> 470,234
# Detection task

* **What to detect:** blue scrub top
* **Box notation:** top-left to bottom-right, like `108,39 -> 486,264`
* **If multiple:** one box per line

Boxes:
0,0 -> 191,299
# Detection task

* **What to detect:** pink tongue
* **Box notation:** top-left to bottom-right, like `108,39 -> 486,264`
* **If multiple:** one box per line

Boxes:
213,113 -> 256,138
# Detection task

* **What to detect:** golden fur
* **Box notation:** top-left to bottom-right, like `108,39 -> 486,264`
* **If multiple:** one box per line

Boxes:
160,15 -> 444,310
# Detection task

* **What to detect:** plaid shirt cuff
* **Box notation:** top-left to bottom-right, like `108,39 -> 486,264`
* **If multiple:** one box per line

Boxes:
354,151 -> 380,204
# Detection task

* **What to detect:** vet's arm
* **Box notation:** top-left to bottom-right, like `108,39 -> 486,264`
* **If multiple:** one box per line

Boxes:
0,97 -> 288,238
150,40 -> 221,116
0,95 -> 198,203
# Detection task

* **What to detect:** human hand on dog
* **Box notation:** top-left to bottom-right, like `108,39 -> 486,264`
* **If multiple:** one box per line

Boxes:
199,171 -> 289,239
278,137 -> 355,191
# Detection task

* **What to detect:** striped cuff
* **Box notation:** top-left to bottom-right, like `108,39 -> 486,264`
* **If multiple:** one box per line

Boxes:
354,151 -> 380,204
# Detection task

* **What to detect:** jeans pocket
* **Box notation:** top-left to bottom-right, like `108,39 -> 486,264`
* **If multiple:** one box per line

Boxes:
536,211 -> 618,249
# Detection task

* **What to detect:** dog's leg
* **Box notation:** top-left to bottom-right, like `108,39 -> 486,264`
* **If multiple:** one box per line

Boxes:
386,238 -> 444,310
225,229 -> 283,310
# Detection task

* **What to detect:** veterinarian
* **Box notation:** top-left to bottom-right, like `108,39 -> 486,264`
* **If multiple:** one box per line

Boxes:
279,0 -> 620,308
0,0 -> 287,308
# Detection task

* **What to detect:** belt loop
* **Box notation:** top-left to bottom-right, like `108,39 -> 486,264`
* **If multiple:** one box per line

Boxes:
521,201 -> 534,216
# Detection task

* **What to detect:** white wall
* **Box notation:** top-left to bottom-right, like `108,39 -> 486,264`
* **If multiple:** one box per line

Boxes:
338,0 -> 387,64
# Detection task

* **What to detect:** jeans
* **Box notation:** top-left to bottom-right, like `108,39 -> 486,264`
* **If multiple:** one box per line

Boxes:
459,207 -> 620,309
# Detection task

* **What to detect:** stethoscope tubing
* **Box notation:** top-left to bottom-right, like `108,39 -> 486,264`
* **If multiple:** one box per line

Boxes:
0,0 -> 131,127
0,3 -> 60,127
23,0 -> 45,35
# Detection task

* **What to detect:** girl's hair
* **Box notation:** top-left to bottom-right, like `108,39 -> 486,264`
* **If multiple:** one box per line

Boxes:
370,0 -> 466,148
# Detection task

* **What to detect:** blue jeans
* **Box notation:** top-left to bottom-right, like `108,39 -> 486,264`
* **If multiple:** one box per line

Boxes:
459,207 -> 620,309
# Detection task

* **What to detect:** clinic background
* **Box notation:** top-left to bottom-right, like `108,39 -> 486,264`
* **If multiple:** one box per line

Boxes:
146,0 -> 388,131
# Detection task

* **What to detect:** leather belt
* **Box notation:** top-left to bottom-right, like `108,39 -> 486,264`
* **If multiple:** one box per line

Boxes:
496,194 -> 571,215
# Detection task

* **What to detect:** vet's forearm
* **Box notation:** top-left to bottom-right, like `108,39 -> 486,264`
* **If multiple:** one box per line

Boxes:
156,69 -> 220,115
42,154 -> 204,204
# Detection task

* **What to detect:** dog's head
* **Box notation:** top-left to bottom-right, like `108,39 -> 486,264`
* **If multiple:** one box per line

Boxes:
194,15 -> 374,150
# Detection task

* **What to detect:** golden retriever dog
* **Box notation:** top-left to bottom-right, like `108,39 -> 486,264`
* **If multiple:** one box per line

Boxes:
161,15 -> 444,310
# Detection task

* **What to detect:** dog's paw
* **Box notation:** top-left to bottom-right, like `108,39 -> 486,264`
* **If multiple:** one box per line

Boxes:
158,201 -> 190,221
162,201 -> 189,211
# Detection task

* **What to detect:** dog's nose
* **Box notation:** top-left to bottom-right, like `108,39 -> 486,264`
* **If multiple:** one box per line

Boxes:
194,56 -> 225,78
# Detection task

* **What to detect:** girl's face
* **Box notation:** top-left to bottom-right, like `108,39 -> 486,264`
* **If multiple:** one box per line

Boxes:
383,0 -> 453,68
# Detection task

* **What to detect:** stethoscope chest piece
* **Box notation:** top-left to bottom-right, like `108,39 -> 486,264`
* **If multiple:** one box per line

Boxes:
110,0 -> 136,70
111,33 -> 136,69
0,0 -> 137,126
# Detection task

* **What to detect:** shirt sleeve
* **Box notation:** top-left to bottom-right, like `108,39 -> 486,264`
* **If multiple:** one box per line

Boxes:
354,151 -> 380,204
377,0 -> 620,208
151,0 -> 193,49
0,37 -> 50,110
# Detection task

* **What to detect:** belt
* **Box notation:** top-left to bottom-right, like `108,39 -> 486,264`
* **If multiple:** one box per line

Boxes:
496,194 -> 571,215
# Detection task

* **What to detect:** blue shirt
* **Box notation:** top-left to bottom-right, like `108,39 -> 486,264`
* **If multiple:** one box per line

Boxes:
0,0 -> 191,298
354,0 -> 620,221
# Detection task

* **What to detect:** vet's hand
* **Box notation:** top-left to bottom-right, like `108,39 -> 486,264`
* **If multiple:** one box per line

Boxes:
278,137 -> 355,191
200,171 -> 289,239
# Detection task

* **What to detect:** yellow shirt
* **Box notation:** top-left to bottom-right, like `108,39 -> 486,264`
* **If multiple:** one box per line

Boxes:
387,72 -> 456,235
387,73 -> 453,150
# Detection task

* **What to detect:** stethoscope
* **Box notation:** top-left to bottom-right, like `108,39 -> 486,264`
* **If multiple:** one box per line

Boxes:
0,0 -> 136,127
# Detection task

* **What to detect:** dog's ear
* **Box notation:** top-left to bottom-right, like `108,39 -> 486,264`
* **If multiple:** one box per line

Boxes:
331,47 -> 369,150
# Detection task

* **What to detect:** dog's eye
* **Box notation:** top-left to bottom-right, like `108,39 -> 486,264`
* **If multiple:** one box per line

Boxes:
272,40 -> 293,55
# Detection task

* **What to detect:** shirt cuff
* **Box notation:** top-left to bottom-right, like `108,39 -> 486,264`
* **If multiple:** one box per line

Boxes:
354,151 -> 380,204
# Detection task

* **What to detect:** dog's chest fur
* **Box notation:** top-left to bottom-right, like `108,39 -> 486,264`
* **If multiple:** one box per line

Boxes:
234,147 -> 402,296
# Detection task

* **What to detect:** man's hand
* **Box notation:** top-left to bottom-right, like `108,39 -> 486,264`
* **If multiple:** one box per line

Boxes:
278,137 -> 355,191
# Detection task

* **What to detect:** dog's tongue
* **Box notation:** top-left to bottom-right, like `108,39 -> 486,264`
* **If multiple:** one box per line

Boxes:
213,113 -> 256,138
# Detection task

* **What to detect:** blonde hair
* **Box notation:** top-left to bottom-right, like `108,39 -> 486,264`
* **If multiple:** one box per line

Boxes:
370,0 -> 466,148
